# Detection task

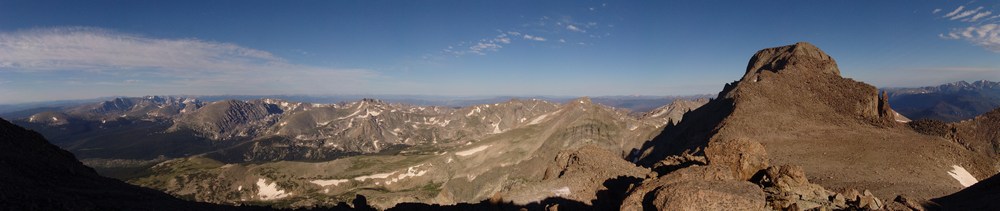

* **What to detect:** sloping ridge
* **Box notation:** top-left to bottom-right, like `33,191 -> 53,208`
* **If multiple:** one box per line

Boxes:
0,118 -> 247,210
635,42 -> 997,200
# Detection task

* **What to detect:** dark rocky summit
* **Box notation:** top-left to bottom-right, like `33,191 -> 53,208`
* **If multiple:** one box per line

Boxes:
628,42 -> 1000,210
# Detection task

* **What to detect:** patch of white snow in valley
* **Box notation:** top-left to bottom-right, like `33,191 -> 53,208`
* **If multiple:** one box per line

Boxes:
649,108 -> 669,118
528,114 -> 549,125
492,122 -> 502,134
385,164 -> 429,185
51,117 -> 58,121
238,185 -> 242,191
256,178 -> 290,200
552,187 -> 571,197
338,109 -> 363,120
466,106 -> 482,117
948,165 -> 978,187
366,109 -> 381,117
354,172 -> 396,181
456,145 -> 490,156
311,179 -> 349,187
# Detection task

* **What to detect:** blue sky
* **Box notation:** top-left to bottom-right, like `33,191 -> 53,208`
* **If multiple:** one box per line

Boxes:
1,0 -> 999,104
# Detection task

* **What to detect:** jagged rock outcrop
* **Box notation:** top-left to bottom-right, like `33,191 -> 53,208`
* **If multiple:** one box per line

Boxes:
704,138 -> 768,181
501,145 -> 650,209
169,99 -> 284,140
945,107 -> 1000,162
634,42 -> 995,201
742,42 -> 840,82
641,98 -> 709,126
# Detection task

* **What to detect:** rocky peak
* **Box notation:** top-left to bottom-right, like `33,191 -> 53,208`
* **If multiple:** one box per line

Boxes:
741,42 -> 839,82
360,98 -> 385,104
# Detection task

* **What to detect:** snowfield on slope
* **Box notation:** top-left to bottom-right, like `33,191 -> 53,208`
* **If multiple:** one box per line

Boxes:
456,145 -> 490,156
256,178 -> 290,200
947,165 -> 978,187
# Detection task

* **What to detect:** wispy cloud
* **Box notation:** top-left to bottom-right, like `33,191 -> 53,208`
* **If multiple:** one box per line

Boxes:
945,6 -> 965,18
439,4 -> 611,57
936,3 -> 1000,52
970,11 -> 993,22
523,34 -> 547,41
566,25 -> 585,33
942,24 -> 1000,51
933,8 -> 942,14
0,27 -> 377,98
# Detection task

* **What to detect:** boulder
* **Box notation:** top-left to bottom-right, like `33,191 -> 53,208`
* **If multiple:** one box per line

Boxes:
620,165 -> 736,210
650,180 -> 766,211
705,138 -> 769,181
760,165 -> 844,210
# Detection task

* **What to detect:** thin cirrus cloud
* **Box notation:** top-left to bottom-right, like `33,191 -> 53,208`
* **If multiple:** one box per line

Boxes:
441,4 -> 610,57
936,3 -> 1000,52
0,27 -> 376,97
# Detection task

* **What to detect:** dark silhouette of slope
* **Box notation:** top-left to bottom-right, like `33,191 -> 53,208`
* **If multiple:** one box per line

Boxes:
930,172 -> 1000,210
0,117 -> 262,210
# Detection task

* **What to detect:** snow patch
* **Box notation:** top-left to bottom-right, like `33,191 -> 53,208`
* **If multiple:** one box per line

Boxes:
385,164 -> 429,185
528,114 -> 549,125
492,122 -> 502,134
456,145 -> 490,156
338,109 -> 363,120
366,109 -> 381,117
466,106 -> 481,117
51,117 -> 58,121
311,179 -> 349,187
354,172 -> 396,181
948,165 -> 978,187
552,187 -> 571,197
256,178 -> 290,200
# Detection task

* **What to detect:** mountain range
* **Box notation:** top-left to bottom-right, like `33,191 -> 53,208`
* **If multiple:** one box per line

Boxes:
3,42 -> 999,210
885,80 -> 1000,122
